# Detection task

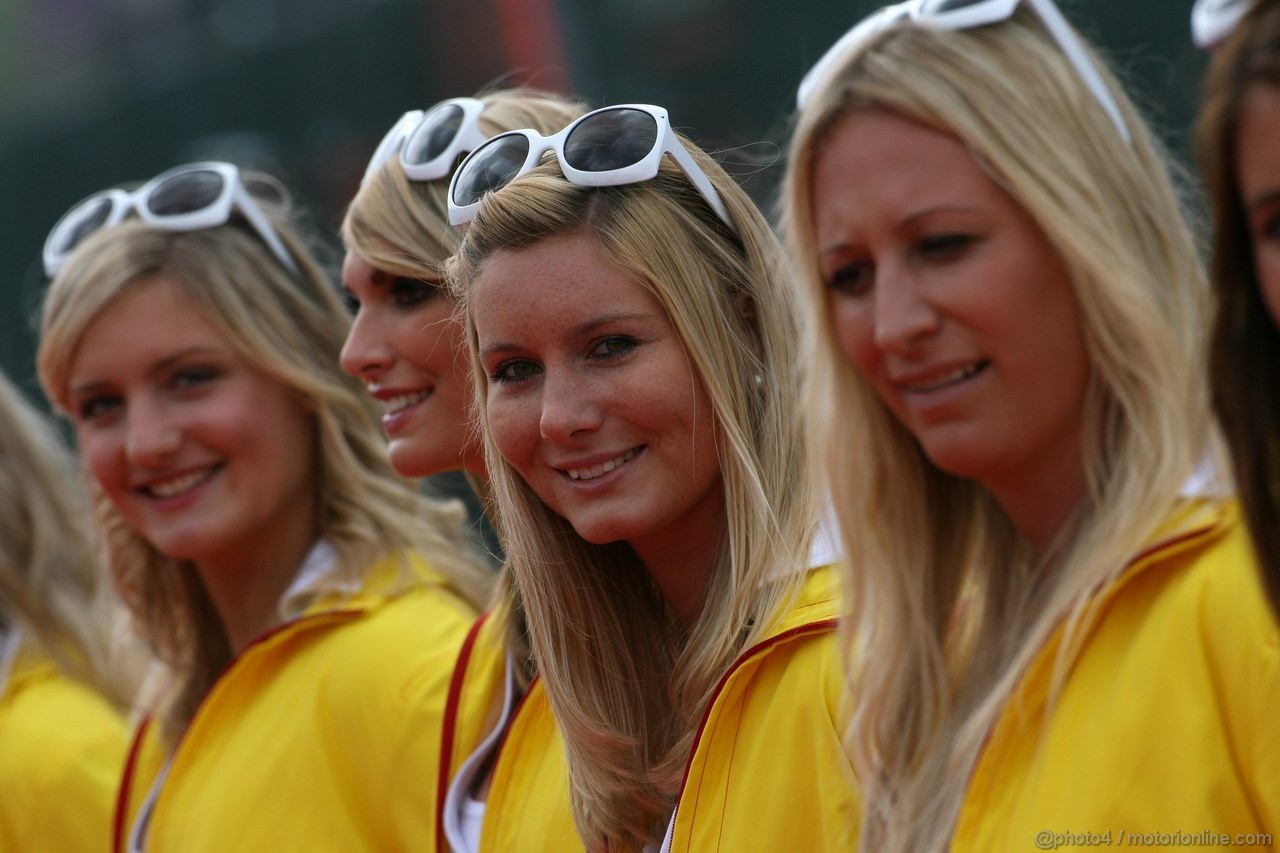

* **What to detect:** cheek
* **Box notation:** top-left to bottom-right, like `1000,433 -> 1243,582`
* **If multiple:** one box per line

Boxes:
78,431 -> 125,496
828,295 -> 877,376
406,305 -> 463,373
486,396 -> 538,475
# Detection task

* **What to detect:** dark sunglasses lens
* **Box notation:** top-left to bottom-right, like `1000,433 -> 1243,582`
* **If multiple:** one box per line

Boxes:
922,0 -> 987,11
146,169 -> 225,216
452,135 -> 532,207
405,104 -> 466,166
563,108 -> 658,173
56,197 -> 115,255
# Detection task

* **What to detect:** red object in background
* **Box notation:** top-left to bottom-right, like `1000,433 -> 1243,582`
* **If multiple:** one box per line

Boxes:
494,0 -> 573,93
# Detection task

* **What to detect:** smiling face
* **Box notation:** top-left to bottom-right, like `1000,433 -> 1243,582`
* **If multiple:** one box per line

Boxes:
66,276 -> 317,567
811,109 -> 1091,500
471,231 -> 724,566
339,250 -> 481,477
1236,83 -> 1280,328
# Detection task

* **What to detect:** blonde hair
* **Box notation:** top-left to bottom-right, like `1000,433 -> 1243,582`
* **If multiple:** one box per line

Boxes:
782,10 -> 1209,850
0,370 -> 138,707
342,88 -> 586,281
38,193 -> 492,734
447,145 -> 817,849
342,88 -> 587,687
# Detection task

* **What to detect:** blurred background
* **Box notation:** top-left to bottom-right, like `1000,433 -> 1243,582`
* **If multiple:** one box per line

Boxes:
0,0 -> 1203,399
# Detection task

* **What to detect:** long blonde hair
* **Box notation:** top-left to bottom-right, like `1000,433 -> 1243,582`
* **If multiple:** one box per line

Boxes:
38,191 -> 491,734
0,370 -> 138,707
448,145 -> 817,849
342,88 -> 587,686
782,10 -> 1209,850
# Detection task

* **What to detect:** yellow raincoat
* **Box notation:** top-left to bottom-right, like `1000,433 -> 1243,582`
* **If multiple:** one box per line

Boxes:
952,500 -> 1279,850
113,552 -> 475,852
0,654 -> 128,852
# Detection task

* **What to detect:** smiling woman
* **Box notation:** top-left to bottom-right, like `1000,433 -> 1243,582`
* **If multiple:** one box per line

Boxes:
446,110 -> 855,852
35,165 -> 492,852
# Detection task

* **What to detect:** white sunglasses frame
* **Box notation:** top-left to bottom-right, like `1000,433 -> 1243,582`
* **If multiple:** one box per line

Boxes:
1191,0 -> 1253,49
43,161 -> 297,278
796,0 -> 1131,146
446,103 -> 737,233
361,97 -> 489,186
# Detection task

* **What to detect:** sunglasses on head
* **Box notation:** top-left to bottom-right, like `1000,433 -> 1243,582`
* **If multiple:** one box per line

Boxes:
361,97 -> 490,186
446,103 -> 737,233
796,0 -> 1131,145
1191,0 -> 1252,49
43,161 -> 297,278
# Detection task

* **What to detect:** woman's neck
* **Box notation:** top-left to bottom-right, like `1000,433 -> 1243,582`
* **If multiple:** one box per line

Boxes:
630,492 -> 726,629
194,510 -> 319,655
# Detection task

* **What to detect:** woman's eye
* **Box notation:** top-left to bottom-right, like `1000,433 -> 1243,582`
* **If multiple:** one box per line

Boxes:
391,277 -> 440,308
827,262 -> 873,297
341,288 -> 360,315
171,366 -> 220,391
1261,211 -> 1280,242
590,336 -> 638,359
77,395 -> 120,422
918,233 -> 975,261
490,359 -> 542,384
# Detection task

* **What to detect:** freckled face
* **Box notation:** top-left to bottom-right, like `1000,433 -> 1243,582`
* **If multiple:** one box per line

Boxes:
66,276 -> 317,566
810,109 -> 1091,490
1236,84 -> 1280,328
471,231 -> 724,558
339,250 -> 480,477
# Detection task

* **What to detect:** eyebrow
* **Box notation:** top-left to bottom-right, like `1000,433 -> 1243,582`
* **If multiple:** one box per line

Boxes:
69,346 -> 223,397
819,204 -> 980,256
479,312 -> 655,357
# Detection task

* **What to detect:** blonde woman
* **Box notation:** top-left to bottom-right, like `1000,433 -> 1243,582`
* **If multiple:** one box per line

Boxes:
340,90 -> 585,852
1197,0 -> 1280,622
0,369 -> 136,851
446,104 -> 854,852
784,2 -> 1280,850
37,162 -> 491,852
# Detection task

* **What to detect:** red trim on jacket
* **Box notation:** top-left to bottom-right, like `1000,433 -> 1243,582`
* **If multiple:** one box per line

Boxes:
112,715 -> 153,853
436,611 -> 491,851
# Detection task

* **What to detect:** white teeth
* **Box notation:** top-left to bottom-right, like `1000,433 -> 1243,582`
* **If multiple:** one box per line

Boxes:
147,467 -> 217,499
905,363 -> 985,393
566,448 -> 638,481
383,390 -> 431,415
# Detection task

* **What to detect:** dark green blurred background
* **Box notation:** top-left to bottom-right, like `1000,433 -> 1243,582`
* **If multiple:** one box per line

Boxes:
0,0 -> 1205,400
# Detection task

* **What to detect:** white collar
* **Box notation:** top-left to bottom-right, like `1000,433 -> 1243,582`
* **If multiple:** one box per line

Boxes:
278,539 -> 351,619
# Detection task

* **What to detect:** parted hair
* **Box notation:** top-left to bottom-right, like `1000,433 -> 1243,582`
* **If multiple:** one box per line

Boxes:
0,369 -> 138,708
1198,0 -> 1280,621
447,144 -> 817,849
38,191 -> 492,734
783,9 -> 1209,851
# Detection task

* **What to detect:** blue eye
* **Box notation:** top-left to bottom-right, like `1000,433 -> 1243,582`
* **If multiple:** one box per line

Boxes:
590,336 -> 637,359
490,359 -> 541,384
172,366 -> 219,391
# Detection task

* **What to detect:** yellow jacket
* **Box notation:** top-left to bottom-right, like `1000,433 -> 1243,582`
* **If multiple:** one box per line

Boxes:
438,608 -> 581,852
442,566 -> 853,852
114,552 -> 476,853
0,654 -> 129,852
952,501 -> 1280,850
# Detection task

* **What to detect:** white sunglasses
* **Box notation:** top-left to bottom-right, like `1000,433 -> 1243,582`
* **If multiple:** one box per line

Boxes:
1191,0 -> 1253,49
796,0 -> 1131,145
43,161 -> 297,278
361,97 -> 489,186
446,103 -> 736,232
